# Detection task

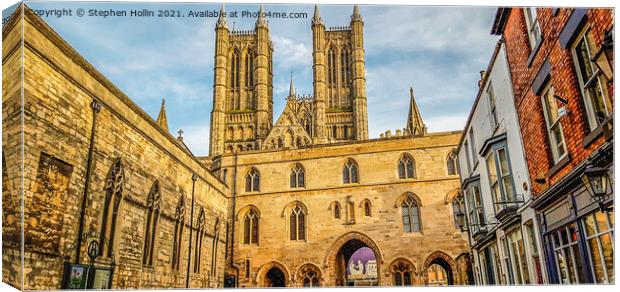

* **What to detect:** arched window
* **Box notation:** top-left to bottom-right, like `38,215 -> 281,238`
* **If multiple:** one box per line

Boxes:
290,164 -> 305,188
298,264 -> 322,287
231,49 -> 240,89
343,159 -> 359,184
290,204 -> 306,241
211,219 -> 221,276
341,48 -> 349,85
391,260 -> 414,286
246,50 -> 254,89
447,150 -> 459,175
243,209 -> 259,244
172,196 -> 185,270
398,154 -> 416,179
143,180 -> 160,266
245,168 -> 260,192
328,48 -> 336,86
194,208 -> 205,273
100,158 -> 124,258
364,200 -> 372,217
333,203 -> 341,219
402,194 -> 421,232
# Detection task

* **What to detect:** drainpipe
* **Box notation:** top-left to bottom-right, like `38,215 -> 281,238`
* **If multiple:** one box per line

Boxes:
76,99 -> 102,264
186,173 -> 198,288
229,152 -> 240,287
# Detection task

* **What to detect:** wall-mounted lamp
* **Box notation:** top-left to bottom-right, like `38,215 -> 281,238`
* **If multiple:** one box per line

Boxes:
591,26 -> 614,81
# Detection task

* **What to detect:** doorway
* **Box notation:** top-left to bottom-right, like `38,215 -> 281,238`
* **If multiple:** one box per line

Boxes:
265,267 -> 286,287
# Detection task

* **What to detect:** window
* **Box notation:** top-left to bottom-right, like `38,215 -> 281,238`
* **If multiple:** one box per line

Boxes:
333,203 -> 341,219
506,228 -> 531,284
525,221 -> 544,284
364,200 -> 372,217
299,264 -> 322,287
582,209 -> 614,283
501,236 -> 515,284
540,83 -> 567,163
172,196 -> 185,270
488,83 -> 498,129
391,260 -> 414,286
290,164 -> 305,188
465,183 -> 485,235
143,181 -> 161,267
194,208 -> 205,273
486,146 -> 517,213
463,141 -> 472,174
100,158 -> 124,258
243,209 -> 259,244
401,194 -> 421,232
343,159 -> 359,184
452,195 -> 465,230
245,259 -> 251,278
524,8 -> 542,49
572,27 -> 611,131
551,223 -> 586,284
245,168 -> 260,192
211,219 -> 221,277
246,51 -> 254,89
398,154 -> 415,179
289,204 -> 306,241
469,128 -> 477,165
447,150 -> 459,175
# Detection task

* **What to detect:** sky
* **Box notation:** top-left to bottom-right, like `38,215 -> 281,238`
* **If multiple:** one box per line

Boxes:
3,1 -> 499,156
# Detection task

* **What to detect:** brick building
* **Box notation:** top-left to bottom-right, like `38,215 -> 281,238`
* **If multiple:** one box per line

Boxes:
490,7 -> 613,284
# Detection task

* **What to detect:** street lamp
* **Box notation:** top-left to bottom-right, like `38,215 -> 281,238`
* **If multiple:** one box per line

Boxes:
592,26 -> 614,81
581,165 -> 610,211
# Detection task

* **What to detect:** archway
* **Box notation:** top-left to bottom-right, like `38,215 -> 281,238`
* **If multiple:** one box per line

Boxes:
325,232 -> 382,287
423,251 -> 457,285
265,267 -> 286,287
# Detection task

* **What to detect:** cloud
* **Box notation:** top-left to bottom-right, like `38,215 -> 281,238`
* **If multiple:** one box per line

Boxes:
271,35 -> 312,71
424,114 -> 468,133
180,123 -> 211,157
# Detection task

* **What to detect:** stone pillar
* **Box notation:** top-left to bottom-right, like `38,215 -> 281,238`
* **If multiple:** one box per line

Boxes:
312,5 -> 328,144
350,6 -> 369,140
210,9 -> 229,156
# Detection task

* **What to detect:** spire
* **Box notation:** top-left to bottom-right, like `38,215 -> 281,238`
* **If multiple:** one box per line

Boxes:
256,4 -> 268,28
216,4 -> 227,28
289,72 -> 295,97
351,5 -> 362,21
156,98 -> 169,132
406,87 -> 427,136
312,5 -> 323,25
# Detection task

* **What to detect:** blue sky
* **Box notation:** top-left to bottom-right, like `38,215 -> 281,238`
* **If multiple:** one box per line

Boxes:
5,1 -> 499,156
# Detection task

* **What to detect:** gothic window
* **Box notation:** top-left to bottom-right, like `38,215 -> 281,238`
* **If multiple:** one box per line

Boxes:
243,209 -> 259,244
226,127 -> 234,140
194,208 -> 205,273
328,48 -> 336,87
143,180 -> 160,266
402,193 -> 421,233
231,49 -> 240,89
391,260 -> 414,286
343,159 -> 359,184
333,202 -> 341,219
245,168 -> 260,192
341,48 -> 350,85
290,204 -> 306,241
364,200 -> 372,217
172,196 -> 185,270
452,194 -> 465,230
447,150 -> 459,175
343,125 -> 349,139
290,164 -> 305,188
298,263 -> 322,287
398,154 -> 416,179
100,158 -> 124,258
332,126 -> 338,139
246,50 -> 254,89
211,219 -> 221,276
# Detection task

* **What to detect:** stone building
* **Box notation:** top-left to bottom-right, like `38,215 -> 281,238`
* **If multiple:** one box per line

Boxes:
2,4 -> 473,289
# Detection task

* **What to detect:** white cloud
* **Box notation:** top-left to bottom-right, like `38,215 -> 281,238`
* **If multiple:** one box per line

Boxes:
424,114 -> 468,133
271,35 -> 312,71
181,123 -> 211,156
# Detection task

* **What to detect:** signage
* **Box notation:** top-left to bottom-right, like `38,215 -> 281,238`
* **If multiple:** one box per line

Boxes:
346,247 -> 378,280
91,268 -> 112,289
63,264 -> 89,289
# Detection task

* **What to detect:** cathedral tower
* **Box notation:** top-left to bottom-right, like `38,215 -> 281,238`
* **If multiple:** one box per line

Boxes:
312,5 -> 369,143
210,5 -> 274,156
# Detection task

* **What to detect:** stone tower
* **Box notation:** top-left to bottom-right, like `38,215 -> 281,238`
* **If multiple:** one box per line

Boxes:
312,5 -> 369,144
210,5 -> 274,156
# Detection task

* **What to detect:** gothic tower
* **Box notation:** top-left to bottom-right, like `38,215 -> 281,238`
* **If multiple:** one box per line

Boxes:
210,5 -> 274,156
311,5 -> 369,143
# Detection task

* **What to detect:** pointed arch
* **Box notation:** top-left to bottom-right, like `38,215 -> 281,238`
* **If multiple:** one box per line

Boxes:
245,167 -> 260,192
328,201 -> 342,219
398,153 -> 416,179
194,207 -> 205,273
296,263 -> 323,287
361,198 -> 372,217
397,192 -> 422,233
342,158 -> 359,184
172,194 -> 185,270
389,258 -> 417,286
256,261 -> 292,287
239,205 -> 260,245
143,180 -> 161,266
100,157 -> 125,258
290,163 -> 305,188
282,201 -> 308,241
447,149 -> 459,175
423,251 -> 457,285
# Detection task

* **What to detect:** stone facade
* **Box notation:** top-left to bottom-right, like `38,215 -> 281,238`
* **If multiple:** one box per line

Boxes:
3,5 -> 229,290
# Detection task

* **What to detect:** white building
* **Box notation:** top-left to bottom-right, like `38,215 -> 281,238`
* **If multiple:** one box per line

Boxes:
455,39 -> 547,285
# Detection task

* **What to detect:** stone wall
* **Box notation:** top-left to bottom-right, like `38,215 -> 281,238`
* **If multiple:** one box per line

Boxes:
2,6 -> 230,290
208,133 -> 471,287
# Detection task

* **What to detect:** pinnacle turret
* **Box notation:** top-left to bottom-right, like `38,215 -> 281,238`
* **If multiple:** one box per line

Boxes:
216,4 -> 227,28
312,5 -> 323,25
351,5 -> 362,22
156,98 -> 169,132
256,5 -> 268,28
289,73 -> 295,97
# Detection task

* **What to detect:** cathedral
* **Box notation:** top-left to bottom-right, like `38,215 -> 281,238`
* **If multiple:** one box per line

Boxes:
2,3 -> 471,290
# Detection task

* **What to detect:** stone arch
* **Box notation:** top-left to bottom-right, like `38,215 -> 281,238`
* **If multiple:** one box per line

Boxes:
281,200 -> 309,217
387,257 -> 419,285
295,262 -> 324,287
255,261 -> 292,287
444,188 -> 461,204
236,204 -> 261,220
422,251 -> 458,285
394,192 -> 423,208
323,231 -> 384,285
